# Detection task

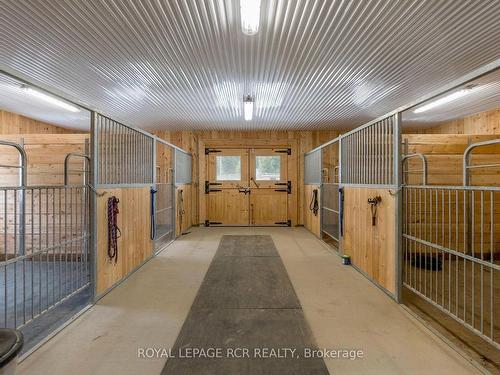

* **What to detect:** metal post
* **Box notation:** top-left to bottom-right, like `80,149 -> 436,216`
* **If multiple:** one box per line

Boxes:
90,112 -> 98,302
393,113 -> 403,302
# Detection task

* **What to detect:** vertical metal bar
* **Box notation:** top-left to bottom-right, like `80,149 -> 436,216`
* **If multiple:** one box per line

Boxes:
45,189 -> 49,310
456,190 -> 459,315
480,190 -> 484,333
90,112 -> 98,301
3,190 -> 7,327
471,190 -> 475,327
52,188 -> 56,307
448,190 -> 452,310
490,191 -> 494,340
13,190 -> 17,327
463,190 -> 467,321
38,188 -> 41,315
393,114 -> 402,301
28,189 -> 33,320
435,189 -> 438,302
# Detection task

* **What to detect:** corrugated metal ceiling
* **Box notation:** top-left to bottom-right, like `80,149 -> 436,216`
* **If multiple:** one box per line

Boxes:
403,68 -> 500,126
0,0 -> 499,131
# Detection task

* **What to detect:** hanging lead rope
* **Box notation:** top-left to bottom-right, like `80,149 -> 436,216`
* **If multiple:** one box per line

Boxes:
178,189 -> 190,235
309,188 -> 319,216
107,196 -> 121,263
150,188 -> 157,240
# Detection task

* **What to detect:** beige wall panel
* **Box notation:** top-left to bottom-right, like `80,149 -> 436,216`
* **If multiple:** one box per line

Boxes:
343,187 -> 396,295
96,187 -> 152,295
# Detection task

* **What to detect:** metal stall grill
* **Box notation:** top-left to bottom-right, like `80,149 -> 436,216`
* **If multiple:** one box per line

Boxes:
0,142 -> 90,330
402,139 -> 500,348
95,114 -> 154,185
340,116 -> 395,185
175,149 -> 192,185
402,185 -> 499,348
304,149 -> 321,186
153,140 -> 175,252
321,140 -> 340,247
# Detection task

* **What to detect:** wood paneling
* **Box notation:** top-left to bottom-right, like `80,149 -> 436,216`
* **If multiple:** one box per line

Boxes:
407,108 -> 500,135
176,184 -> 192,235
343,187 -> 396,295
0,109 -> 82,134
0,134 -> 89,186
154,129 -> 340,227
403,134 -> 500,186
304,184 -> 321,237
96,187 -> 152,295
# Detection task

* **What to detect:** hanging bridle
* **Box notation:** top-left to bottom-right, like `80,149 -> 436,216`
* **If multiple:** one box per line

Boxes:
107,196 -> 121,263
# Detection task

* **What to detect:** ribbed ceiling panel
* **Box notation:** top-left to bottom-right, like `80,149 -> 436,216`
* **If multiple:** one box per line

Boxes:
0,0 -> 499,131
403,68 -> 500,126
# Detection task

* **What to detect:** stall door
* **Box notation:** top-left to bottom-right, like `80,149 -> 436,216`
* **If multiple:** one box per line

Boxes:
207,149 -> 250,225
249,149 -> 289,226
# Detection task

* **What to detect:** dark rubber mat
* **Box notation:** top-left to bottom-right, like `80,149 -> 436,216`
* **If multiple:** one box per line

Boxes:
215,235 -> 279,257
162,235 -> 329,375
194,256 -> 300,309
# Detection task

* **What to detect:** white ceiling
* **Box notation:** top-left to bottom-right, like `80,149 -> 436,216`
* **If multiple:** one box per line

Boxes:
0,0 -> 499,131
403,68 -> 500,127
0,74 -> 91,130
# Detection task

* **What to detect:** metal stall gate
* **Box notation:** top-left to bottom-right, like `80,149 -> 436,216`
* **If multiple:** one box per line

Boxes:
153,140 -> 176,252
304,148 -> 321,236
402,139 -> 500,348
321,139 -> 340,249
175,149 -> 192,235
339,114 -> 402,298
0,140 -> 91,330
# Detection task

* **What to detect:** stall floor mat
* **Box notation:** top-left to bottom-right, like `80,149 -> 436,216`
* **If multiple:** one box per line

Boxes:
162,235 -> 329,375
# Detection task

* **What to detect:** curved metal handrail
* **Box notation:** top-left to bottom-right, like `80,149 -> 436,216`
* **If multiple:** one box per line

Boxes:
0,140 -> 27,186
402,153 -> 427,185
64,152 -> 90,185
463,139 -> 500,186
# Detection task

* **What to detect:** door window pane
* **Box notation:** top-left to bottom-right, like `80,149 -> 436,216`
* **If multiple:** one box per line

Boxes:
255,156 -> 281,180
216,156 -> 241,180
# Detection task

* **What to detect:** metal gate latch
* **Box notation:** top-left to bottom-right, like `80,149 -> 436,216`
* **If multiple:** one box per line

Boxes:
367,196 -> 382,226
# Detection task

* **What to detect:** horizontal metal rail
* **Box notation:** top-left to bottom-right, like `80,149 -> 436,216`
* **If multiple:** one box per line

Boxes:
402,185 -> 499,348
1,185 -> 90,330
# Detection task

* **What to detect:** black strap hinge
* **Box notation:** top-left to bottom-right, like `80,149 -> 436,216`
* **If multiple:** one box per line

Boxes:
274,148 -> 291,155
205,148 -> 222,155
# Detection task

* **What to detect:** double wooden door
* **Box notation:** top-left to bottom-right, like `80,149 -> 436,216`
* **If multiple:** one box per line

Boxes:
206,148 -> 289,226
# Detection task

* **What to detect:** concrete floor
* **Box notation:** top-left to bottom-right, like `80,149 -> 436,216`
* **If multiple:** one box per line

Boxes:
18,227 -> 483,374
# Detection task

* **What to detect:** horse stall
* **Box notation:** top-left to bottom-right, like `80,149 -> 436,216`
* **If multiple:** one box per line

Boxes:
303,67 -> 499,368
0,87 -> 192,354
0,109 -> 91,353
91,114 -> 192,298
400,70 -> 500,365
304,115 -> 401,298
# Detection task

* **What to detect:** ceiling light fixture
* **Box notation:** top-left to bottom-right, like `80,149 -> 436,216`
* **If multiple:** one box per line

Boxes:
240,0 -> 261,35
22,85 -> 81,112
413,85 -> 475,114
243,95 -> 254,121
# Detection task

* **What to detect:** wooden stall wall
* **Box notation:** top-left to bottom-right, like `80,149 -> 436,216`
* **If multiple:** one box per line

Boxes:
304,184 -> 320,237
0,109 -> 84,135
154,129 -> 340,227
175,184 -> 192,236
95,187 -> 152,295
403,134 -> 500,186
0,134 -> 89,186
407,108 -> 500,135
342,187 -> 397,295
